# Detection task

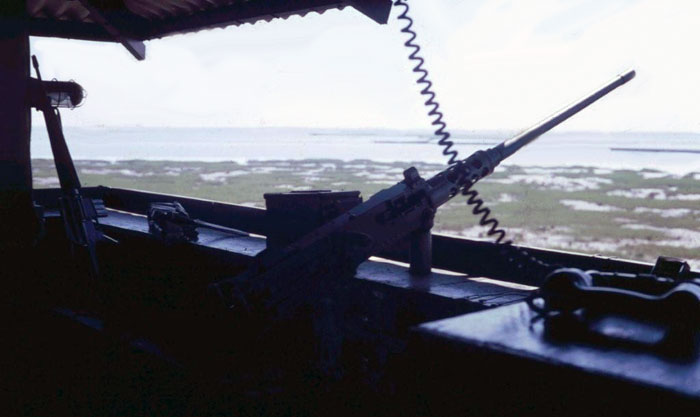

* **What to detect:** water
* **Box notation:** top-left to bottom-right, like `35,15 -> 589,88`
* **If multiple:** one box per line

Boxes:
31,127 -> 700,174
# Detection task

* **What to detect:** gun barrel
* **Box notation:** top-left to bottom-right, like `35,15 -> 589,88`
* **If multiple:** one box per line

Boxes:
496,69 -> 635,161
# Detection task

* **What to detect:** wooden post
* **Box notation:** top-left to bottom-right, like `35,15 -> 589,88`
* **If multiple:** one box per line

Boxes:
0,11 -> 39,247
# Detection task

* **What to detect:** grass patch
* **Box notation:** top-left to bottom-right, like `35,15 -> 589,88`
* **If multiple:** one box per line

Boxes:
32,159 -> 700,268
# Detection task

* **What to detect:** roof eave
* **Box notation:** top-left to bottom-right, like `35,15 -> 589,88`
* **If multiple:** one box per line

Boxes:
17,0 -> 393,44
144,0 -> 392,40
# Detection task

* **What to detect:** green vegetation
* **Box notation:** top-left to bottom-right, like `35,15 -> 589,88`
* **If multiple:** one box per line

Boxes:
32,159 -> 700,268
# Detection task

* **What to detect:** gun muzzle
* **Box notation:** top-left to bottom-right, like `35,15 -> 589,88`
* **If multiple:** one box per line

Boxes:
428,69 -> 635,207
493,69 -> 635,162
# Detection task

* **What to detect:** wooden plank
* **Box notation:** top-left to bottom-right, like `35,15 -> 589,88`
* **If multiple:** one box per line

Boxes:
98,209 -> 528,310
98,209 -> 266,259
34,187 -> 698,285
99,187 -> 270,236
357,258 -> 530,306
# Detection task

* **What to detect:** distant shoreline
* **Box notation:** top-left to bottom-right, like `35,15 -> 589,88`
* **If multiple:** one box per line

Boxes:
28,158 -> 700,176
611,147 -> 700,154
29,128 -> 700,174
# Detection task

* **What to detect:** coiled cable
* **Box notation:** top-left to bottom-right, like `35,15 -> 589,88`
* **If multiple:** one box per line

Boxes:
461,184 -> 510,245
395,0 -> 554,283
394,0 -> 458,165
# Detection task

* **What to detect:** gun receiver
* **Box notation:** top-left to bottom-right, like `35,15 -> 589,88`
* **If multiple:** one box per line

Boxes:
211,70 -> 636,313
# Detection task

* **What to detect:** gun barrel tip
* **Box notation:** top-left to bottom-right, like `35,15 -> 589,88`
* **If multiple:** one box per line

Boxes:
620,69 -> 636,83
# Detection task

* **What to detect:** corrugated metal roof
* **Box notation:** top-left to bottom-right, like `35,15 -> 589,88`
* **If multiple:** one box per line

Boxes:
124,0 -> 252,21
27,0 -> 90,21
10,0 -> 391,42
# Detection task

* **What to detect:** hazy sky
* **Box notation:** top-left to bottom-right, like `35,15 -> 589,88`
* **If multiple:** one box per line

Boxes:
30,0 -> 700,132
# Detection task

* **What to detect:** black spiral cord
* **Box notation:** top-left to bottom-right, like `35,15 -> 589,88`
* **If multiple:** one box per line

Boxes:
394,0 -> 553,284
394,0 -> 458,165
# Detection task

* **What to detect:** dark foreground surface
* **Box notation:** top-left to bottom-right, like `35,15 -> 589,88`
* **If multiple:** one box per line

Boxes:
2,187 -> 698,416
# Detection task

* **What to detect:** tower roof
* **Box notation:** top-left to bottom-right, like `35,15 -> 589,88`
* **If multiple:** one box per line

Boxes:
2,1 -> 391,59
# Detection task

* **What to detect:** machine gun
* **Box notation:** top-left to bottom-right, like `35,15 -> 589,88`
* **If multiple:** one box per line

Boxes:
210,69 -> 636,316
30,56 -> 110,279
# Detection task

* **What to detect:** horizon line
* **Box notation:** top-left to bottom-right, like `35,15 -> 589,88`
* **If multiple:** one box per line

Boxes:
30,125 -> 700,135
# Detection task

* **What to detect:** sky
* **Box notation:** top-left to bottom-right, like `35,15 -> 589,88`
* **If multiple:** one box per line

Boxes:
30,0 -> 700,132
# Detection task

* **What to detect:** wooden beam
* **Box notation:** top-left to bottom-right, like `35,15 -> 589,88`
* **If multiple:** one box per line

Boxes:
0,32 -> 30,185
349,0 -> 392,24
0,25 -> 41,246
75,0 -> 146,60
